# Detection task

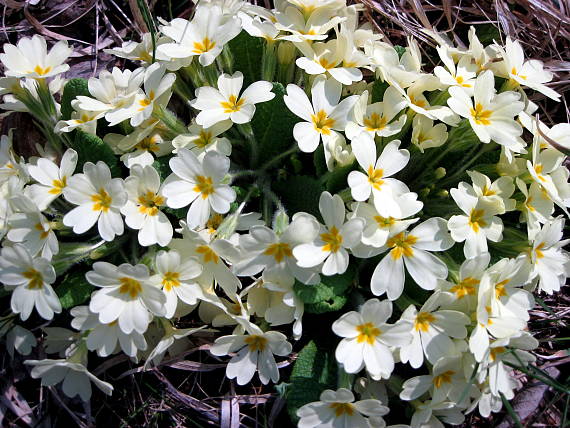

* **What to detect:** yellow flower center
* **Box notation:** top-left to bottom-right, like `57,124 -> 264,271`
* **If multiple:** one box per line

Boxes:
363,113 -> 387,131
48,176 -> 67,195
433,370 -> 455,388
220,94 -> 246,113
329,402 -> 355,417
414,311 -> 436,332
321,226 -> 343,253
449,276 -> 478,299
373,215 -> 395,229
534,164 -> 547,182
511,67 -> 527,80
263,242 -> 293,263
195,130 -> 213,148
137,190 -> 165,216
470,102 -> 492,125
34,222 -> 50,239
311,110 -> 335,135
193,175 -> 215,199
206,213 -> 224,234
387,232 -> 417,260
468,208 -> 487,233
138,90 -> 155,110
409,95 -> 426,108
118,277 -> 143,298
494,278 -> 509,299
162,271 -> 181,292
490,346 -> 506,361
33,65 -> 52,76
367,166 -> 384,190
535,242 -> 545,259
135,135 -> 160,152
356,322 -> 381,344
481,185 -> 496,196
91,188 -> 113,212
22,268 -> 44,289
244,334 -> 268,352
318,57 -> 336,70
196,245 -> 219,264
192,37 -> 216,54
455,76 -> 471,88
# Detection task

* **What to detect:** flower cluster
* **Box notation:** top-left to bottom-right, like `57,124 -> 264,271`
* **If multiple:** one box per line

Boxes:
0,0 -> 568,426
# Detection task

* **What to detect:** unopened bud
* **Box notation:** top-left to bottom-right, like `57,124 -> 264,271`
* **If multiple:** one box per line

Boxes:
277,41 -> 296,65
434,167 -> 446,180
272,209 -> 289,235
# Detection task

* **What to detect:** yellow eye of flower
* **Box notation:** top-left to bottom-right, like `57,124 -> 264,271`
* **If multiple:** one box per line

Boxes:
244,334 -> 268,351
220,95 -> 246,113
494,278 -> 510,299
433,370 -> 455,388
33,65 -> 52,76
91,188 -> 113,212
373,215 -> 395,228
490,346 -> 506,361
449,276 -> 478,299
367,166 -> 384,190
118,277 -> 143,298
193,175 -> 215,199
263,242 -> 293,262
49,176 -> 67,195
329,402 -> 355,417
162,271 -> 181,291
196,245 -> 219,264
470,103 -> 492,125
22,268 -> 44,289
195,130 -> 213,148
356,322 -> 381,344
34,222 -> 50,239
468,208 -> 487,232
414,311 -> 436,332
311,110 -> 335,135
363,113 -> 387,132
135,136 -> 160,152
137,191 -> 165,216
321,226 -> 343,253
387,232 -> 417,260
192,37 -> 216,54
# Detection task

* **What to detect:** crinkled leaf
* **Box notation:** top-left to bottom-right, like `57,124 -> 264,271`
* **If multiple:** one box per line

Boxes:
56,270 -> 94,309
286,340 -> 337,423
371,79 -> 389,103
272,175 -> 324,218
71,130 -> 121,177
228,31 -> 264,88
60,78 -> 90,121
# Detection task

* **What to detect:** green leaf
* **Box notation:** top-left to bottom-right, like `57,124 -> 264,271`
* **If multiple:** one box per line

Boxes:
294,263 -> 355,314
394,45 -> 407,58
371,80 -> 389,103
252,82 -> 298,166
60,78 -> 90,121
56,270 -> 94,309
272,175 -> 324,217
227,31 -> 264,87
286,341 -> 337,423
71,130 -> 121,177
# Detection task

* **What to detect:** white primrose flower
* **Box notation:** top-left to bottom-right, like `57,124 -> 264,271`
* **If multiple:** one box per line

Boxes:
447,70 -> 525,154
158,4 -> 242,66
284,76 -> 357,153
70,306 -> 147,358
295,30 -> 368,85
62,161 -> 127,242
410,399 -> 465,428
332,299 -> 412,380
0,35 -> 72,79
433,45 -> 477,95
399,291 -> 470,368
468,268 -> 528,362
400,356 -> 469,405
6,324 -> 37,357
162,149 -> 236,229
27,148 -> 77,210
25,356 -> 113,401
190,71 -> 275,128
492,37 -> 561,101
172,119 -> 233,157
209,323 -> 292,385
106,63 -> 176,127
515,178 -> 554,239
527,140 -> 570,213
233,212 -> 321,284
170,225 -> 242,297
344,87 -> 407,141
54,100 -> 105,134
7,195 -> 58,260
369,217 -> 454,300
121,164 -> 173,247
467,170 -> 516,213
448,182 -> 504,258
410,115 -> 448,152
274,5 -> 345,43
296,388 -> 389,428
0,244 -> 61,321
75,67 -> 145,116
87,262 -> 167,334
293,191 -> 364,276
348,135 -> 411,217
438,252 -> 490,313
349,193 -> 423,248
522,217 -> 570,295
150,250 -> 203,319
